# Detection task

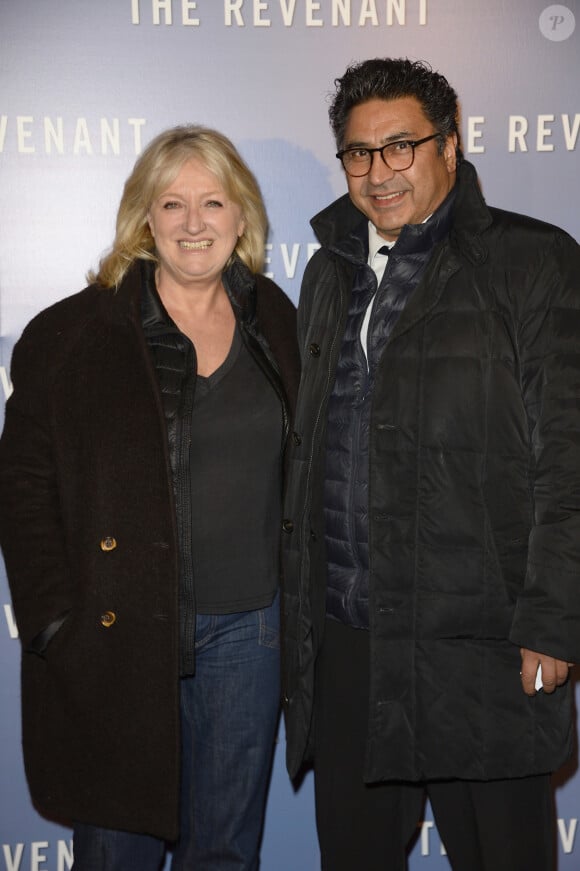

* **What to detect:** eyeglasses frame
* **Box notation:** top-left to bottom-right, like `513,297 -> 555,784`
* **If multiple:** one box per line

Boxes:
336,132 -> 443,177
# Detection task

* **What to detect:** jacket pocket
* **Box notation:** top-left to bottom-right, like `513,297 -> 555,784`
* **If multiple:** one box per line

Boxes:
25,610 -> 71,657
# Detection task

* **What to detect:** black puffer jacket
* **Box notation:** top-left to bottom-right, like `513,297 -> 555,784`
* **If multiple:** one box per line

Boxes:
324,189 -> 455,629
282,160 -> 580,783
141,257 -> 295,675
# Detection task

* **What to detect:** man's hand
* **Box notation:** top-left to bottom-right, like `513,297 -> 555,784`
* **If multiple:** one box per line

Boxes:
520,648 -> 574,696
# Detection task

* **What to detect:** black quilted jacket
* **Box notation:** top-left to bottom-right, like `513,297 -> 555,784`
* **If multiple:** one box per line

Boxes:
282,160 -> 580,783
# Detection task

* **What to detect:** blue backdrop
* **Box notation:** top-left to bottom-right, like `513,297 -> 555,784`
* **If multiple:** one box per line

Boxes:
1,1 -> 579,867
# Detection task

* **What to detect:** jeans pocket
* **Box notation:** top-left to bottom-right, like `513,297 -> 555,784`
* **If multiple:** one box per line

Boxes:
258,591 -> 280,649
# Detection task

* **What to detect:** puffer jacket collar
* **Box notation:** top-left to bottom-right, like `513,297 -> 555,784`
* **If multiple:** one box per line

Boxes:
311,160 -> 492,267
222,255 -> 258,324
138,255 -> 258,331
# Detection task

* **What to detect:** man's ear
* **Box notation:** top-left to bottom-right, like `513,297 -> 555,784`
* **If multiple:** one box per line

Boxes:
443,133 -> 458,173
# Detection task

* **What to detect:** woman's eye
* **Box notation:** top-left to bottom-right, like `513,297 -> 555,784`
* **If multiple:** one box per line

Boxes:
162,201 -> 180,209
206,200 -> 223,208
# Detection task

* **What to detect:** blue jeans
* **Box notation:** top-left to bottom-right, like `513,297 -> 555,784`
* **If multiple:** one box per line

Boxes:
72,594 -> 280,871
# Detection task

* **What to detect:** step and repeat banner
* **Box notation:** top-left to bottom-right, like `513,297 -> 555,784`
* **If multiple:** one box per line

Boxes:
1,1 -> 579,868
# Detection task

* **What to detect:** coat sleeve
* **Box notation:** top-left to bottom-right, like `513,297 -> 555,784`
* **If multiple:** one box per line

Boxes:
509,229 -> 580,663
0,317 -> 74,649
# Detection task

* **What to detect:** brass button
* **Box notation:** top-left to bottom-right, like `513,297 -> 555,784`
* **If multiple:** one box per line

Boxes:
100,611 -> 116,628
100,536 -> 117,552
282,519 -> 294,533
309,343 -> 320,357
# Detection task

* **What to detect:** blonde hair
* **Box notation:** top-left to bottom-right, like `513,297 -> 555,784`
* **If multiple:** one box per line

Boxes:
88,125 -> 269,288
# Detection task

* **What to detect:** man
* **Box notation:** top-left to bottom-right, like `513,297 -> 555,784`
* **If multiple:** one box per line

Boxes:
281,58 -> 580,871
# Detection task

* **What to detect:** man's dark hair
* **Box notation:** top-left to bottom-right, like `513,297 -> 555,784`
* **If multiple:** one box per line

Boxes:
329,58 -> 462,159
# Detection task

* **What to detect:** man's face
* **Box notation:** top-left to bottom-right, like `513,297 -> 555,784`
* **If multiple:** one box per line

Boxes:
342,96 -> 457,242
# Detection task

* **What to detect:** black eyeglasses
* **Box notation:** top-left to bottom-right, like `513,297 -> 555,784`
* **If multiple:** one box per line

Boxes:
336,133 -> 441,177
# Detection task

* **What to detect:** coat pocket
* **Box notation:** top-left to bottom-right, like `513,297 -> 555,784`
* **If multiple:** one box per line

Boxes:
25,610 -> 71,657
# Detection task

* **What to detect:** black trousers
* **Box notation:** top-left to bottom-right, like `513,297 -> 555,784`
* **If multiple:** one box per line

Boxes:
314,618 -> 555,871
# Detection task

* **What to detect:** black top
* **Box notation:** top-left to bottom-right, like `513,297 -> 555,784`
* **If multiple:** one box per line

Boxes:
190,326 -> 283,613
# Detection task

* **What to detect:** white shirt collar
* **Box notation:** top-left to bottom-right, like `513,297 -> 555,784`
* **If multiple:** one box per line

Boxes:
367,221 -> 394,266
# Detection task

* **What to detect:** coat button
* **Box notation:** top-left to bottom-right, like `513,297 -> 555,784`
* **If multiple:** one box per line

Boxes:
292,431 -> 302,445
309,343 -> 320,357
282,519 -> 294,533
100,536 -> 117,552
100,611 -> 116,628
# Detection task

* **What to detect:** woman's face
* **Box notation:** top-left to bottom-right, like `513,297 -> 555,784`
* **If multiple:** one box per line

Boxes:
147,157 -> 245,292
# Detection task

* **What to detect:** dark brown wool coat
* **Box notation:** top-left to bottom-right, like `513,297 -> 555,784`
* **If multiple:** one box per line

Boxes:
0,261 -> 299,839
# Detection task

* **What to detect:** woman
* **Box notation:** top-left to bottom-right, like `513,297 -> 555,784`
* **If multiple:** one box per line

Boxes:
0,126 -> 299,870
